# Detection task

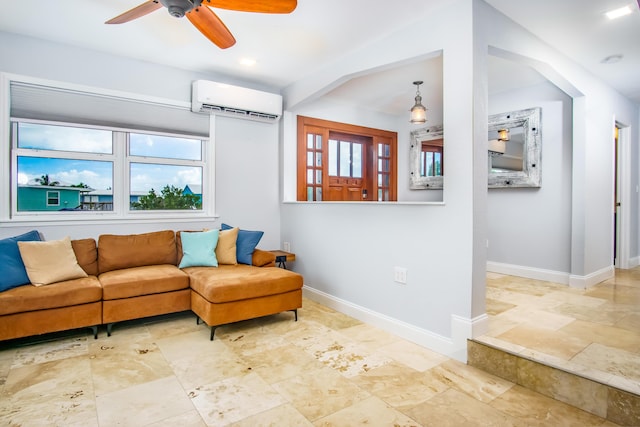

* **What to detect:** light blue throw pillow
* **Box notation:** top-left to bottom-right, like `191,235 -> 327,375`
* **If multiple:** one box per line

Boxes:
179,230 -> 219,268
221,223 -> 264,265
0,230 -> 41,292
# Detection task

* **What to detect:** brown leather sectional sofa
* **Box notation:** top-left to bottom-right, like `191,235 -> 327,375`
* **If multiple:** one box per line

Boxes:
0,230 -> 303,342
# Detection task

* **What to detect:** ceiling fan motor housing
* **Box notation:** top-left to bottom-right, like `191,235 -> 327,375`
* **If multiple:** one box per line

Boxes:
160,0 -> 203,17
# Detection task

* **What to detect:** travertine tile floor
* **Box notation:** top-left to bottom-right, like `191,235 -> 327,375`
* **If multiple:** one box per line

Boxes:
479,267 -> 640,397
0,286 -> 630,426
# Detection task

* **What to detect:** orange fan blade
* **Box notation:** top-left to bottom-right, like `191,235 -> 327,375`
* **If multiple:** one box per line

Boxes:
105,0 -> 162,24
202,0 -> 297,14
186,6 -> 236,49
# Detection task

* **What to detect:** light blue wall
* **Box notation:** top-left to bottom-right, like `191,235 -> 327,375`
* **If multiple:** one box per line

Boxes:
282,0 -> 485,358
488,81 -> 573,275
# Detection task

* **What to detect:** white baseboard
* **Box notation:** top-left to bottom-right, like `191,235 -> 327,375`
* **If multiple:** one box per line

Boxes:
487,261 -> 570,284
569,265 -> 615,289
487,261 -> 615,289
302,286 -> 484,362
629,256 -> 640,269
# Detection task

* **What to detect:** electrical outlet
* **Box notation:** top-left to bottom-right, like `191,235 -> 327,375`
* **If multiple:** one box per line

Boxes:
394,267 -> 407,284
283,242 -> 291,252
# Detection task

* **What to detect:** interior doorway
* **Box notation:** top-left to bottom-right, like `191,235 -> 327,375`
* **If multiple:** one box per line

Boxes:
614,124 -> 620,266
614,122 -> 631,269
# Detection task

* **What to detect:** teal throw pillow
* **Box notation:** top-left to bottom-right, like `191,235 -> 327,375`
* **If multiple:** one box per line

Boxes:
221,223 -> 264,265
179,230 -> 219,268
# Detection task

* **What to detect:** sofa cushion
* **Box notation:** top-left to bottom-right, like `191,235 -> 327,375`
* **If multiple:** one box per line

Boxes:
186,264 -> 303,303
179,230 -> 219,268
18,237 -> 88,286
99,264 -> 190,300
72,238 -> 99,276
221,223 -> 264,265
215,227 -> 238,265
0,276 -> 102,316
0,230 -> 41,292
98,230 -> 177,273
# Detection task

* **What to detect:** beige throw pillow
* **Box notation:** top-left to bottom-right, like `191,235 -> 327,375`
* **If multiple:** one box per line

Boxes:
215,227 -> 238,265
18,236 -> 88,286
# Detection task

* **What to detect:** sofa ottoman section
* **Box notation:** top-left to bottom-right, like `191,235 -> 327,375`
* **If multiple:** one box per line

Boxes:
186,264 -> 304,340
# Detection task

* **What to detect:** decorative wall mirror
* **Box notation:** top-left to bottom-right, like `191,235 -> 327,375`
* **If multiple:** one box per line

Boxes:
488,107 -> 541,188
409,125 -> 444,189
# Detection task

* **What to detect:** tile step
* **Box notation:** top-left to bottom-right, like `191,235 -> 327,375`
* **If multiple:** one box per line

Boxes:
468,339 -> 640,426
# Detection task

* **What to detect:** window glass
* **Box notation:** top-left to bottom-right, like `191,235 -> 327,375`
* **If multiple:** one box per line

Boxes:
328,139 -> 337,176
16,156 -> 114,211
352,143 -> 362,178
129,163 -> 203,210
130,133 -> 202,161
17,122 -> 112,154
339,141 -> 351,177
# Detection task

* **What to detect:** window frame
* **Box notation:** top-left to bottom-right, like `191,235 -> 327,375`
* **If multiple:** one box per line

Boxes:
1,73 -> 215,223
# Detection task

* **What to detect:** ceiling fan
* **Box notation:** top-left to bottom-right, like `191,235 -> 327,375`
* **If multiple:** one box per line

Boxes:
106,0 -> 298,49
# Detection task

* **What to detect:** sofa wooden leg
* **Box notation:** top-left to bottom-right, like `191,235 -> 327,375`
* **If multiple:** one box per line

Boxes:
196,316 -> 201,325
210,326 -> 217,341
90,325 -> 98,339
292,309 -> 298,322
107,323 -> 114,337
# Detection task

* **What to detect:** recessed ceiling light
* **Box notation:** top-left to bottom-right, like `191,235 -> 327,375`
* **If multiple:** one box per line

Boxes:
239,58 -> 257,67
606,5 -> 632,20
601,54 -> 624,64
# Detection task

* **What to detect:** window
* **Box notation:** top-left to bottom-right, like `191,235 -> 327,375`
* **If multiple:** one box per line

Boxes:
46,191 -> 59,207
3,76 -> 212,222
297,116 -> 397,202
12,121 -> 206,215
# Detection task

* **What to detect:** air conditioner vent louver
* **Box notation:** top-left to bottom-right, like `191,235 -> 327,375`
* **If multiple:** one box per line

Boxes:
199,104 -> 280,121
191,80 -> 282,123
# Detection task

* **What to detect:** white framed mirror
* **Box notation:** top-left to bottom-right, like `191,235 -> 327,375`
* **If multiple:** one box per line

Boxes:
488,107 -> 541,188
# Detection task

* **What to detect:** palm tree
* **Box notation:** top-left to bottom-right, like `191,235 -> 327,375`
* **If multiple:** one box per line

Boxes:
35,174 -> 59,186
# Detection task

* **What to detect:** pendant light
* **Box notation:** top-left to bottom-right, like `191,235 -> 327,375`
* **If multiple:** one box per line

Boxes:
410,80 -> 427,124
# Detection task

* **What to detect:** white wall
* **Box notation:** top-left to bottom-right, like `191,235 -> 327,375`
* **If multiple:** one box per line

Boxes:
487,82 -> 573,279
0,31 -> 282,249
282,0 -> 487,359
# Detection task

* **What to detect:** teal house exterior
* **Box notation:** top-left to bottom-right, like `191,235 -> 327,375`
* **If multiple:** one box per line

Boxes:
17,185 -> 89,211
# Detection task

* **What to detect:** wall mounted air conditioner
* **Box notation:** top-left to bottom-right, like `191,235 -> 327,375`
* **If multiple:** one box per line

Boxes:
191,80 -> 282,123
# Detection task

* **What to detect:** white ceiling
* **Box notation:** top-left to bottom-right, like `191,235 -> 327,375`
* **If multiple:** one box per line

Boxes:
0,0 -> 638,116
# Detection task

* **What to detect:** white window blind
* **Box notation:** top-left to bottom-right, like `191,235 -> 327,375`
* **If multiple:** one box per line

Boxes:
10,81 -> 209,137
